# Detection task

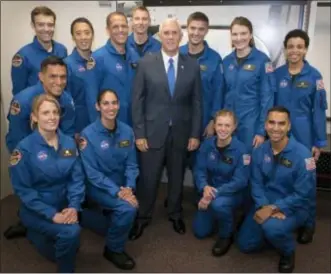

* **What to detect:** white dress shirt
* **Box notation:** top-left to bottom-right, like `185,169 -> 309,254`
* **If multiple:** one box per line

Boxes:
161,50 -> 179,79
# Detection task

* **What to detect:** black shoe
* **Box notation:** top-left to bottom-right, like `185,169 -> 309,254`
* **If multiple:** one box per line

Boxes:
103,247 -> 135,270
3,222 -> 27,239
297,227 -> 314,244
129,221 -> 148,241
212,237 -> 232,257
278,253 -> 295,273
169,218 -> 186,234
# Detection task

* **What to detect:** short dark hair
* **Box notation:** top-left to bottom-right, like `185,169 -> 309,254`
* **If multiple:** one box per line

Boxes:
132,6 -> 150,17
187,12 -> 209,26
40,56 -> 67,73
70,17 -> 94,36
267,106 -> 291,120
31,6 -> 56,24
283,29 -> 310,48
106,11 -> 127,27
97,89 -> 119,104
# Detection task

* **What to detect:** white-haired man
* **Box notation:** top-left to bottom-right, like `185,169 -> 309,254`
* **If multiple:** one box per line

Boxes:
130,18 -> 203,240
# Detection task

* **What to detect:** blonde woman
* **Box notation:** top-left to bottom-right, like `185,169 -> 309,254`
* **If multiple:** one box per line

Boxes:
9,94 -> 85,273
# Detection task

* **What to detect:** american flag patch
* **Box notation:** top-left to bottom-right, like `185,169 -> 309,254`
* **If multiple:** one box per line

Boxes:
265,62 -> 273,73
316,79 -> 324,90
243,154 -> 251,165
305,157 -> 316,171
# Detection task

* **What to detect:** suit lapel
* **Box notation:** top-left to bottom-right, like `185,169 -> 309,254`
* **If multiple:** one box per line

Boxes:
173,54 -> 185,99
155,52 -> 172,99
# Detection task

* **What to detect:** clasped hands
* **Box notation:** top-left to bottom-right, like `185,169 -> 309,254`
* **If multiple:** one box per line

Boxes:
198,185 -> 218,210
118,187 -> 139,208
53,208 -> 78,224
253,205 -> 286,224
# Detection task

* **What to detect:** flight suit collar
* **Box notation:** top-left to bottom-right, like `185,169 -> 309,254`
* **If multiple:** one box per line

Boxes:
127,33 -> 154,51
32,36 -> 55,53
32,128 -> 64,148
95,117 -> 120,136
35,81 -> 65,103
230,46 -> 258,62
284,59 -> 311,79
71,47 -> 91,63
181,41 -> 210,61
266,135 -> 296,155
105,39 -> 129,57
212,135 -> 238,152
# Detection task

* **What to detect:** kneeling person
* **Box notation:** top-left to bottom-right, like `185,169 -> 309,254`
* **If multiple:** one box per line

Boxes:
79,89 -> 139,270
9,94 -> 85,273
193,110 -> 250,256
237,106 -> 316,273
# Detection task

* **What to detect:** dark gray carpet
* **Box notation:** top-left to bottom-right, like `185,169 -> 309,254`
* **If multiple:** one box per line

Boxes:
1,185 -> 330,273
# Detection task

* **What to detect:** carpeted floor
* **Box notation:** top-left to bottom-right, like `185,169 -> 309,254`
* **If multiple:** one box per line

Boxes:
1,185 -> 330,273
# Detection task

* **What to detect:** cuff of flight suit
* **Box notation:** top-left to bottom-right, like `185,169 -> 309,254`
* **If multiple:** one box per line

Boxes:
68,203 -> 82,212
314,140 -> 327,148
44,208 -> 58,221
197,181 -> 208,194
273,201 -> 291,215
109,187 -> 121,198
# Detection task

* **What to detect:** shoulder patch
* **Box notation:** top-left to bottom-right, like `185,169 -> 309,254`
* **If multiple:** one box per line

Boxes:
243,154 -> 251,165
10,100 -> 21,115
119,140 -> 130,147
305,157 -> 316,171
86,57 -> 95,70
9,149 -> 22,166
316,79 -> 324,91
12,54 -> 23,67
78,137 -> 87,150
265,62 -> 274,73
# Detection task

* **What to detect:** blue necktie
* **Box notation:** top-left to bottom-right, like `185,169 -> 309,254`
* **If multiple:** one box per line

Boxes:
167,58 -> 175,97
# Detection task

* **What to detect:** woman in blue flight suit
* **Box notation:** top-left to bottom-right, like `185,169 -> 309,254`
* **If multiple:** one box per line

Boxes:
274,29 -> 328,244
223,16 -> 275,153
193,110 -> 250,257
9,94 -> 85,273
79,89 -> 139,270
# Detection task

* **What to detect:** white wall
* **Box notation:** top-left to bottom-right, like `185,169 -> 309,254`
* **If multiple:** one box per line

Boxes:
307,4 -> 331,133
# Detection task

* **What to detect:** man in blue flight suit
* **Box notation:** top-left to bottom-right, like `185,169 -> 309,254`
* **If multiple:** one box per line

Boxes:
85,12 -> 135,126
64,17 -> 95,135
237,106 -> 316,273
79,90 -> 138,270
6,56 -> 76,153
180,12 -> 223,137
4,56 -> 76,240
127,6 -> 161,64
274,29 -> 328,244
11,6 -> 67,95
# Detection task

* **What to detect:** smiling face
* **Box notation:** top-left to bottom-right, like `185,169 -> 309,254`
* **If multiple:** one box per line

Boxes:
132,9 -> 150,35
32,99 -> 60,133
107,14 -> 129,47
159,19 -> 182,55
32,14 -> 55,43
72,22 -> 94,52
214,114 -> 237,142
265,111 -> 291,143
96,91 -> 119,122
231,24 -> 252,51
285,37 -> 307,64
187,19 -> 208,46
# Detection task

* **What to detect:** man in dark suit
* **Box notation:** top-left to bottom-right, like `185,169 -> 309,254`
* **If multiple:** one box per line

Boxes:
130,18 -> 202,240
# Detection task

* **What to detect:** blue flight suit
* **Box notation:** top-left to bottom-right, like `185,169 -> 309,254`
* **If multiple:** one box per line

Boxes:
79,118 -> 139,252
11,36 -> 67,95
193,136 -> 250,239
223,47 -> 275,152
127,33 -> 161,65
85,41 -> 136,126
64,48 -> 94,133
237,136 -> 316,256
180,41 -> 224,132
9,129 -> 85,273
274,60 -> 327,229
6,82 -> 76,153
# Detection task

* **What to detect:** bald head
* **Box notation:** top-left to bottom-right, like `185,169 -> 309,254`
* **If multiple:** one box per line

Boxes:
158,18 -> 182,56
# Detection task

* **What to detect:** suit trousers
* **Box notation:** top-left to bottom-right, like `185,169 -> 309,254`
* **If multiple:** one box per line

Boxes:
136,127 -> 187,221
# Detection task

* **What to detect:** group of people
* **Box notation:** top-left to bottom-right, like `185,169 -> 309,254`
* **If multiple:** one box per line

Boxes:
3,4 -> 327,273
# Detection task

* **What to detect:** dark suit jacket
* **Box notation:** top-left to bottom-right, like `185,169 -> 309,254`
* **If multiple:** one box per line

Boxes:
131,51 -> 202,149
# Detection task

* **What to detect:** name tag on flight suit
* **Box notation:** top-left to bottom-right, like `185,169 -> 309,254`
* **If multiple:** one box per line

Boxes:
296,81 -> 310,88
119,140 -> 130,148
243,64 -> 256,71
280,157 -> 292,168
60,148 -> 76,158
222,155 -> 233,165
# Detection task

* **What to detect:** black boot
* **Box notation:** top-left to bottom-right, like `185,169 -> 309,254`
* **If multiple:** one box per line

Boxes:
103,247 -> 135,270
3,221 -> 27,239
212,237 -> 232,257
278,252 -> 295,273
297,227 -> 314,244
129,220 -> 148,241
